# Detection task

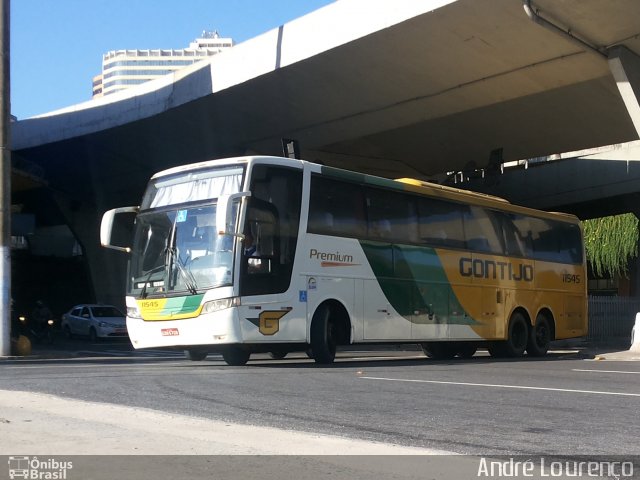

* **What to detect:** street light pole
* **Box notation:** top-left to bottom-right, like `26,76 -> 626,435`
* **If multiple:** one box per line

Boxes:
0,0 -> 11,357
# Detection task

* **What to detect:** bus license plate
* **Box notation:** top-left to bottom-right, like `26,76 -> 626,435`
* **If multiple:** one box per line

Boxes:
161,328 -> 179,336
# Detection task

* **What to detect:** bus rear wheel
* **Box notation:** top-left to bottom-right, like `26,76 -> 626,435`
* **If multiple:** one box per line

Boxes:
222,346 -> 250,366
527,315 -> 551,357
310,305 -> 337,364
504,313 -> 529,357
421,342 -> 456,360
487,342 -> 507,358
488,314 -> 529,358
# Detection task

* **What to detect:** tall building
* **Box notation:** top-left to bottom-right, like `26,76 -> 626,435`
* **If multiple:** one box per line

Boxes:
93,31 -> 234,98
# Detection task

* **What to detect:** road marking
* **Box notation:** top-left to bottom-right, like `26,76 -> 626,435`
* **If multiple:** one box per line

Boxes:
573,368 -> 640,375
359,376 -> 640,397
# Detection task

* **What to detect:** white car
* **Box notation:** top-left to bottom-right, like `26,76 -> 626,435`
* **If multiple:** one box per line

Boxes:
61,304 -> 128,342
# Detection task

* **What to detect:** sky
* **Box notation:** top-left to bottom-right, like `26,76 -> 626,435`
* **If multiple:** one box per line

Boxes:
10,0 -> 335,119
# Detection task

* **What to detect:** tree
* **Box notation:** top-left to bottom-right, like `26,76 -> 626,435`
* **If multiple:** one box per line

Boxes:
583,213 -> 639,278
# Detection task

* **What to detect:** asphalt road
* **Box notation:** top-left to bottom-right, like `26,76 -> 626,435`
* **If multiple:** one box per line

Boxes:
1,339 -> 639,457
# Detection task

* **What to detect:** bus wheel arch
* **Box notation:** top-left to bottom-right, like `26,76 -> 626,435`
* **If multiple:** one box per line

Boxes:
527,310 -> 555,357
309,300 -> 351,364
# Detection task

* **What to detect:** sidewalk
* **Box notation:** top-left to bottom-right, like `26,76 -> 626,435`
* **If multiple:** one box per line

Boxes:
590,349 -> 640,361
553,337 -> 640,361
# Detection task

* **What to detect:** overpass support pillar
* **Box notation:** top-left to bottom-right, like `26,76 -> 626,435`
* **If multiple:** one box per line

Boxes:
55,195 -> 127,310
609,46 -> 640,138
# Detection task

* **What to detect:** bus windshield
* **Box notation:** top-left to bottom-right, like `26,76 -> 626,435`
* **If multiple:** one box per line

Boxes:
128,204 -> 237,297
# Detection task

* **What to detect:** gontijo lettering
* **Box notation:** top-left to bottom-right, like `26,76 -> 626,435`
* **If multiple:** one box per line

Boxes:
459,257 -> 534,282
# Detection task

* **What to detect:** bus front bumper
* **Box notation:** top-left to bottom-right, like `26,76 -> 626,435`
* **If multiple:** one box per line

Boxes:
126,308 -> 241,349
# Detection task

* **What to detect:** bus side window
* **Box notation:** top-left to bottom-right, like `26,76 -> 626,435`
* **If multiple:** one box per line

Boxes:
499,212 -> 530,258
365,187 -> 418,244
464,206 -> 505,254
417,197 -> 465,249
309,175 -> 366,238
309,212 -> 334,232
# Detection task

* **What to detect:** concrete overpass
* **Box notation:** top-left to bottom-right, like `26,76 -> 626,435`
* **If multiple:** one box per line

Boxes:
455,140 -> 640,219
9,0 -> 640,307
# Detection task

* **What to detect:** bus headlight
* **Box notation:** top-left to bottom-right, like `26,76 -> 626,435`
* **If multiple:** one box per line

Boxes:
127,306 -> 142,319
202,297 -> 239,314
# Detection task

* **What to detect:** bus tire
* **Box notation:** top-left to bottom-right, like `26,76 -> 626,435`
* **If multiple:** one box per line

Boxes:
421,342 -> 456,360
268,350 -> 288,360
310,305 -> 336,364
222,346 -> 250,366
456,343 -> 477,359
488,342 -> 507,358
527,314 -> 551,357
504,312 -> 529,357
185,349 -> 208,361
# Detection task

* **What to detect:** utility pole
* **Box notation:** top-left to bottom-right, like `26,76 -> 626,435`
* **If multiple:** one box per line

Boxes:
0,0 -> 11,357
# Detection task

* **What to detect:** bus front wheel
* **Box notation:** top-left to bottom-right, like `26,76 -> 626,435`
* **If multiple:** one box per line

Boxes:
310,305 -> 337,364
185,349 -> 208,361
222,346 -> 250,366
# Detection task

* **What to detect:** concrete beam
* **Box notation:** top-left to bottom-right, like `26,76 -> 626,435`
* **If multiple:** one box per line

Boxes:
609,46 -> 640,138
451,141 -> 640,218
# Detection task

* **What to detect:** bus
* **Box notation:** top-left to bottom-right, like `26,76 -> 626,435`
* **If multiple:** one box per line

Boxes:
100,155 -> 587,365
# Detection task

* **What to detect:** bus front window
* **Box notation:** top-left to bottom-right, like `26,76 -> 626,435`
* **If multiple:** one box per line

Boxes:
128,204 -> 237,297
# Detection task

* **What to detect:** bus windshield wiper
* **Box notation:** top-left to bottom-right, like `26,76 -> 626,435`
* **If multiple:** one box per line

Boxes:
140,264 -> 165,299
168,248 -> 199,295
162,216 -> 198,295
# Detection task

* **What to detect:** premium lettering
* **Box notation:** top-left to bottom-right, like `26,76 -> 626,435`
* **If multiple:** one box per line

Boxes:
459,257 -> 533,282
309,249 -> 354,263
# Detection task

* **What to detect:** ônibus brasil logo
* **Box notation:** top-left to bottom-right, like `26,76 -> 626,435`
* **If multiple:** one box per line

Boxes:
8,456 -> 73,479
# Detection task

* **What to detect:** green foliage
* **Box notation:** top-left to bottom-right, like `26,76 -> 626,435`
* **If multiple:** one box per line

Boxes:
583,213 -> 638,278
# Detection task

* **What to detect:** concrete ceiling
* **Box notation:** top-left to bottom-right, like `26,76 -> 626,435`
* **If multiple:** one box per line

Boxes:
11,0 -> 640,206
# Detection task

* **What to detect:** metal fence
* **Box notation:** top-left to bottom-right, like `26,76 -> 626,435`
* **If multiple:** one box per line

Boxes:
588,295 -> 639,342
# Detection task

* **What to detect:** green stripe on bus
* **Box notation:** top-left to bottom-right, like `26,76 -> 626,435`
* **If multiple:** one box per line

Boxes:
162,294 -> 204,315
360,242 -> 479,325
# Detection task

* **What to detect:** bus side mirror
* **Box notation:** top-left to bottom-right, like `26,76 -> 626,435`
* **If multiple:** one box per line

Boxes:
100,206 -> 139,253
216,192 -> 251,236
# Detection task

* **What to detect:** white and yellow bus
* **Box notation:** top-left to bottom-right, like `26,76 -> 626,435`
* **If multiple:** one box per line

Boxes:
100,156 -> 587,365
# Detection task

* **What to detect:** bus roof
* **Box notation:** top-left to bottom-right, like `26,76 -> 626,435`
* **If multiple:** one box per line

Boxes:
149,155 -> 579,223
395,177 -> 509,203
149,155 -> 303,180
